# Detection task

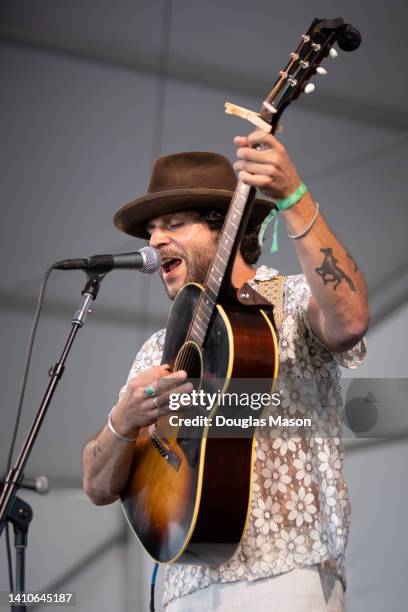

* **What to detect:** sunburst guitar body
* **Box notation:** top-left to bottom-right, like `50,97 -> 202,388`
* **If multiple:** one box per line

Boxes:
121,283 -> 278,564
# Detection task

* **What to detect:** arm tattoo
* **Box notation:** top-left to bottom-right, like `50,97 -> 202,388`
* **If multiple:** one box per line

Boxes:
315,247 -> 356,291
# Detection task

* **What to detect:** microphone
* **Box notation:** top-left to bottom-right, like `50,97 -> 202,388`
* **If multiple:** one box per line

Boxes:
0,475 -> 50,495
53,246 -> 161,274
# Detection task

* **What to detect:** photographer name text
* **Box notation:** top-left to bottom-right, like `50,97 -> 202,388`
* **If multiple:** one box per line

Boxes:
168,414 -> 312,428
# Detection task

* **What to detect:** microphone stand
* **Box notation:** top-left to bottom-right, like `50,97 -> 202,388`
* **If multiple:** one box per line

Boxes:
0,270 -> 106,610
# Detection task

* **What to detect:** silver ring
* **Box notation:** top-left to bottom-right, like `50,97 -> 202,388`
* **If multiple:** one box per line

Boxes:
153,396 -> 159,409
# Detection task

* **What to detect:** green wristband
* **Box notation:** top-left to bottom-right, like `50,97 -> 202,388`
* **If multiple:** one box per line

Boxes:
275,181 -> 308,211
258,181 -> 309,253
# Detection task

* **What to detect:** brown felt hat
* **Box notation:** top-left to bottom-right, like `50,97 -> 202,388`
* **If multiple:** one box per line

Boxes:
113,152 -> 275,240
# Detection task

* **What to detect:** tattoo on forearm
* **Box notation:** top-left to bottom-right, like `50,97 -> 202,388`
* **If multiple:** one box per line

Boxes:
315,247 -> 356,291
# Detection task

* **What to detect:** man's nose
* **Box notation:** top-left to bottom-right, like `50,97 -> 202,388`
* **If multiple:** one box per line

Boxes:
149,227 -> 171,248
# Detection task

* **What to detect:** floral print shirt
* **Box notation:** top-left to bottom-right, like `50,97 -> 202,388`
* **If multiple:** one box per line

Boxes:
121,267 -> 367,607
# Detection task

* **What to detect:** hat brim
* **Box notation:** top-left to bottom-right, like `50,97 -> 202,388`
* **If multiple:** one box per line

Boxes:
113,188 -> 275,240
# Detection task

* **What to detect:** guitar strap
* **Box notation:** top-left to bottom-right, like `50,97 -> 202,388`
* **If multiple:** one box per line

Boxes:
250,275 -> 285,331
238,275 -> 285,331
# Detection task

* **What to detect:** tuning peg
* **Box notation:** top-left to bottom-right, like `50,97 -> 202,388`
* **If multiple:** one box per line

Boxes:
329,48 -> 338,58
304,83 -> 315,94
316,67 -> 327,75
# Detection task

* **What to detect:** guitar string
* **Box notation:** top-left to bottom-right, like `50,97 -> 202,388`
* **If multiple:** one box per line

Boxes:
176,208 -> 237,376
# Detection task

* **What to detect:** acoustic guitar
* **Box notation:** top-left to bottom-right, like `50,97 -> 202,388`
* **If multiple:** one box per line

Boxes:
121,17 -> 361,565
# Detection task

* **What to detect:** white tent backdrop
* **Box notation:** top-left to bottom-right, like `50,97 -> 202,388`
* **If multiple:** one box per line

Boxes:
0,1 -> 407,610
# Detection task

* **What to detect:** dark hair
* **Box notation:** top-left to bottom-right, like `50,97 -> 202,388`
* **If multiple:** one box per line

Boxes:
197,209 -> 261,265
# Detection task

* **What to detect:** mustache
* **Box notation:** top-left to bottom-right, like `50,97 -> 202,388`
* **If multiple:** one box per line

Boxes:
159,249 -> 185,261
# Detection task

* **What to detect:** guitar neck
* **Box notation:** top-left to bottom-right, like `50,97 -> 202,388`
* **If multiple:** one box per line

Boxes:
187,180 -> 256,347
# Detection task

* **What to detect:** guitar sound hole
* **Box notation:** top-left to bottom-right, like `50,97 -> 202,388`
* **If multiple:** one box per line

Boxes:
175,341 -> 203,381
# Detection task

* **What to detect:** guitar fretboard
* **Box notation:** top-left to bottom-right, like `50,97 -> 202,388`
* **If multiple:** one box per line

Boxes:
187,181 -> 252,346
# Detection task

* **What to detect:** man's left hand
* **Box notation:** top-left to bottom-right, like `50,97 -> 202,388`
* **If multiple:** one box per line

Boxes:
234,130 -> 302,200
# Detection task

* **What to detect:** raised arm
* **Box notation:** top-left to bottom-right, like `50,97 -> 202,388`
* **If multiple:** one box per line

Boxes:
234,130 -> 370,352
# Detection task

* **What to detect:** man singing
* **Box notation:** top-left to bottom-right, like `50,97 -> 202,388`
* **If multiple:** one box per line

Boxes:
82,129 -> 369,611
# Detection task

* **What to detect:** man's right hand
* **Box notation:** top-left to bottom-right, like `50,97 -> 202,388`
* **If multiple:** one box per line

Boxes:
109,364 -> 193,439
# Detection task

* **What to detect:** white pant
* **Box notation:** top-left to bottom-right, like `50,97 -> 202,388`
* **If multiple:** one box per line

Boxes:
165,566 -> 345,612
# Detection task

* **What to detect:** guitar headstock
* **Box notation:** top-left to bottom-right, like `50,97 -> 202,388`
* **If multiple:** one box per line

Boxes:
260,17 -> 362,131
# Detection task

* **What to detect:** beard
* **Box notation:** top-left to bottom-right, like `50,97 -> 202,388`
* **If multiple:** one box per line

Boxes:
160,237 -> 218,300
184,248 -> 214,285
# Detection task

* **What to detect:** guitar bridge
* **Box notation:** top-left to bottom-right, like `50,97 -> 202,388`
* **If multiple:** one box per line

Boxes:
150,432 -> 181,471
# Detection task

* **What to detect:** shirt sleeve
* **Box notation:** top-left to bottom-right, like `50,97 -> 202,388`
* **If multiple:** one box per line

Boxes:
117,329 -> 166,399
283,274 -> 367,370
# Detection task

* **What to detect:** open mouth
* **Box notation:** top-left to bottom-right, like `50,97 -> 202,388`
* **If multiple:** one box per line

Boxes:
161,258 -> 182,276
